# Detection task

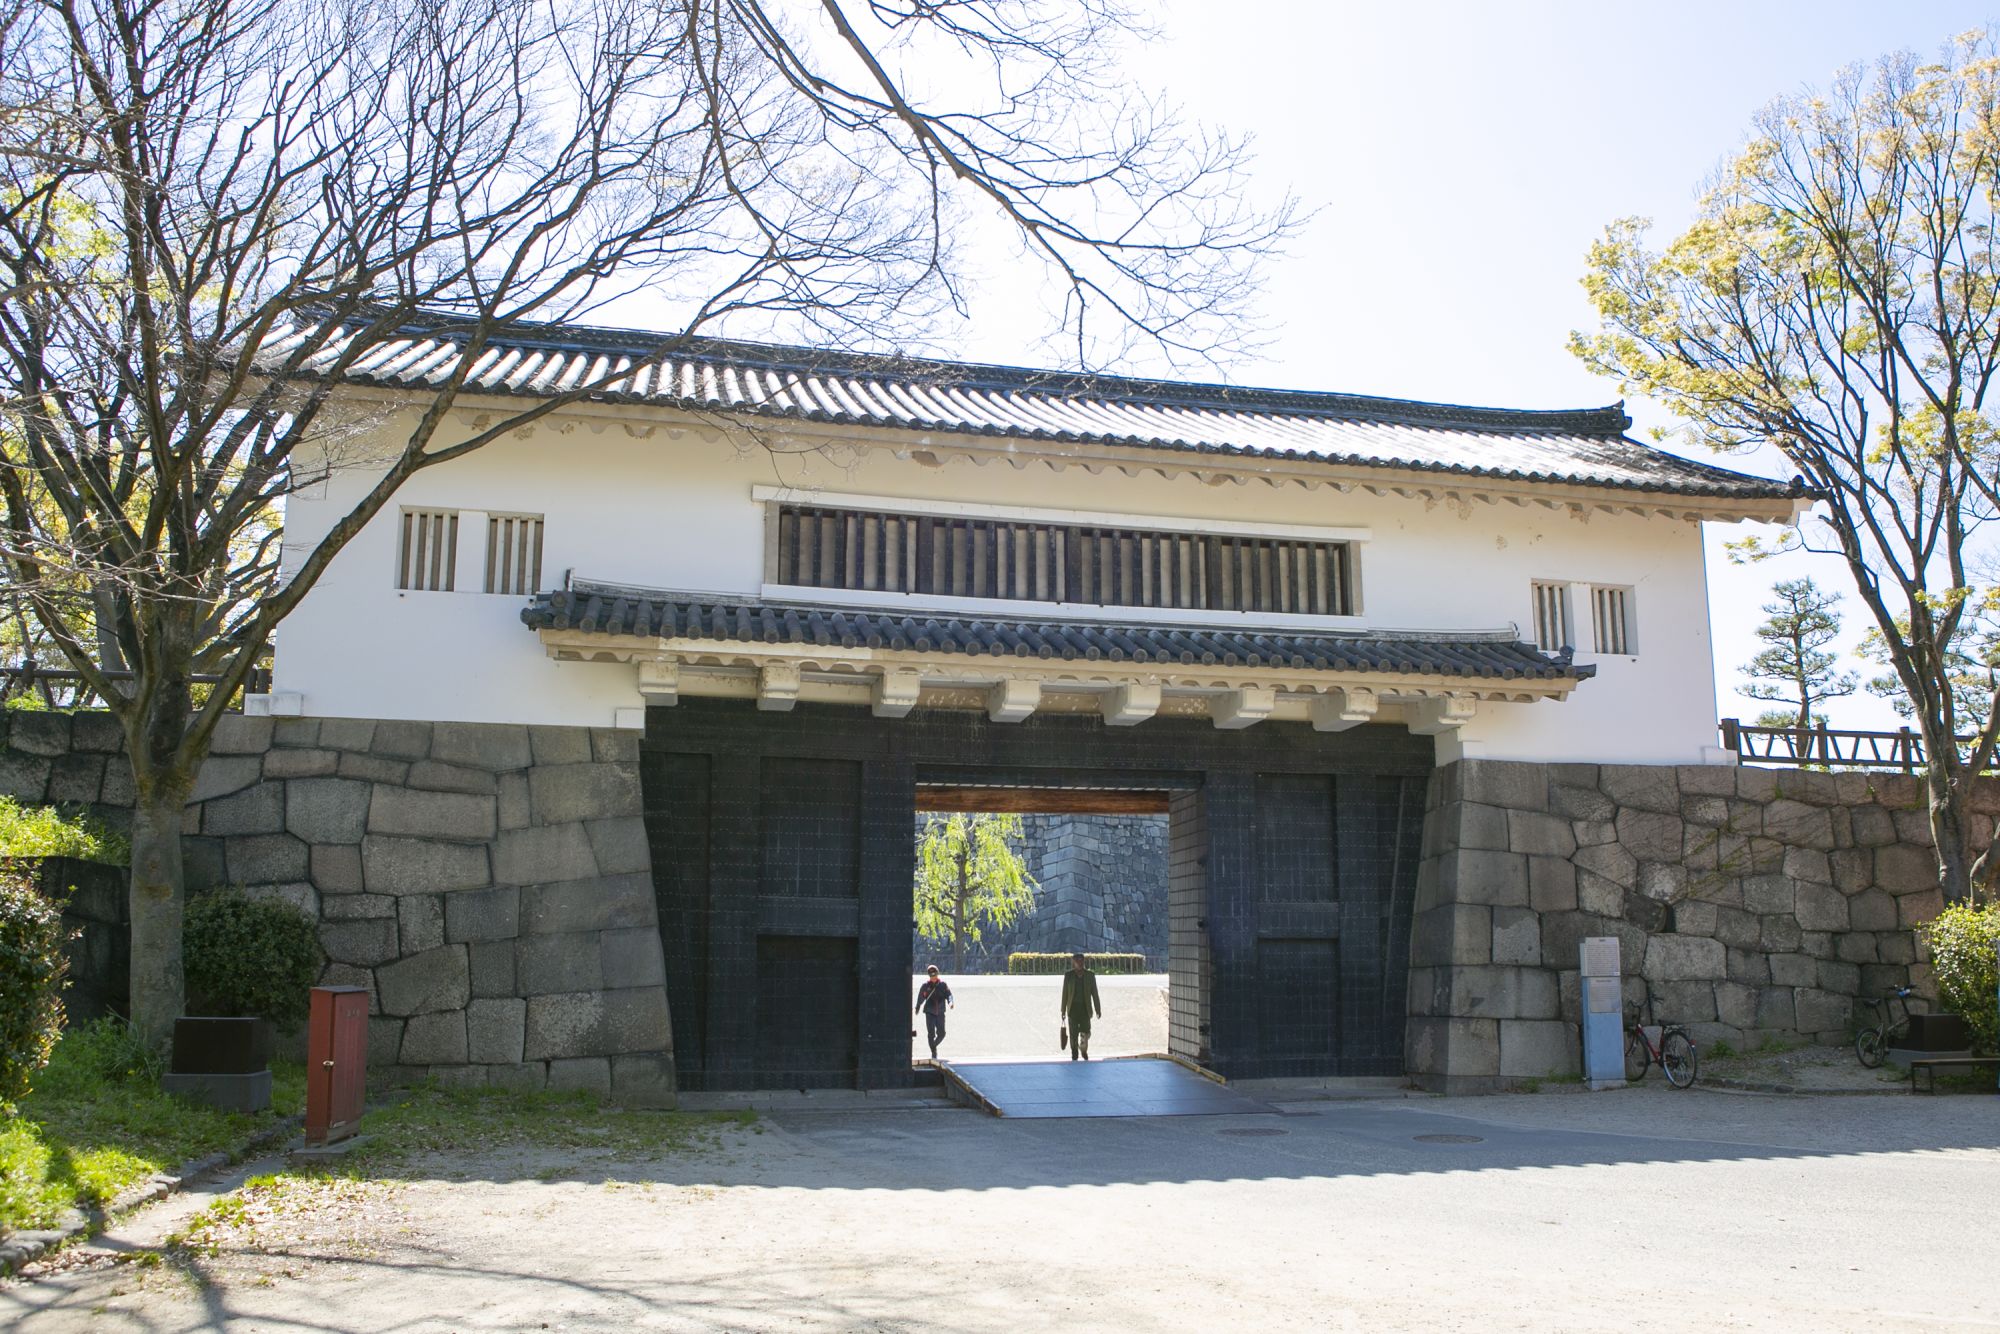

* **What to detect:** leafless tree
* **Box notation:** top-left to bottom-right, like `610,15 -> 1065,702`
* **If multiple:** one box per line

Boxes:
0,0 -> 1298,1046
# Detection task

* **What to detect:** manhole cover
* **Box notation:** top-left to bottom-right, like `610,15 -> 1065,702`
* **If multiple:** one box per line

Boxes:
1217,1127 -> 1289,1137
1412,1133 -> 1484,1144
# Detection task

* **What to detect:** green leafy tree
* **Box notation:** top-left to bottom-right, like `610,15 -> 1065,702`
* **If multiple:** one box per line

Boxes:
0,0 -> 1295,1048
914,814 -> 1038,972
1573,33 -> 2000,904
1740,578 -> 1858,750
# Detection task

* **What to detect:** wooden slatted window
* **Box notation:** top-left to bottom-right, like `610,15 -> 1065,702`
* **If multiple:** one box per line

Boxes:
1530,581 -> 1570,652
1592,585 -> 1635,655
397,509 -> 458,592
486,514 -> 545,595
772,505 -> 1353,615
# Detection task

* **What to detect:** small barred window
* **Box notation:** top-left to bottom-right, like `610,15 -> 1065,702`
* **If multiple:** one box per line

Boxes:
1592,585 -> 1635,655
485,514 -> 544,595
397,509 -> 458,592
1530,581 -> 1570,652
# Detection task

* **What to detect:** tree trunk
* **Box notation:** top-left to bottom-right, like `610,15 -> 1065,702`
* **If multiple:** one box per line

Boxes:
952,844 -> 968,973
124,681 -> 198,1051
1925,766 -> 1975,907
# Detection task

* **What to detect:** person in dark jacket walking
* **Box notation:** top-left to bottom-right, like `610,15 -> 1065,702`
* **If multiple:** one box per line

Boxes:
916,965 -> 953,1059
1061,952 -> 1102,1060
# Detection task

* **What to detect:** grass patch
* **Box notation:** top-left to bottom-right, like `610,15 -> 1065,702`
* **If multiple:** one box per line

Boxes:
336,1082 -> 754,1177
0,797 -> 129,865
0,1020 -> 303,1236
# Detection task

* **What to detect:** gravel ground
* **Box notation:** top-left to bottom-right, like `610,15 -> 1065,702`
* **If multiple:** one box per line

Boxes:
4,1086 -> 1996,1332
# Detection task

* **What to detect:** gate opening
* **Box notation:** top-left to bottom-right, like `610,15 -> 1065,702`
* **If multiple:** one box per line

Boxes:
910,784 -> 1208,1071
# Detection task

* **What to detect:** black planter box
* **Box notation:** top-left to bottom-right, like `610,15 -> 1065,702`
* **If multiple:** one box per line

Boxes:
1906,1012 -> 1971,1052
170,1016 -> 274,1075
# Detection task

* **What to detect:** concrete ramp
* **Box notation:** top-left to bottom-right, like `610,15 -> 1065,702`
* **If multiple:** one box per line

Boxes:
940,1056 -> 1273,1119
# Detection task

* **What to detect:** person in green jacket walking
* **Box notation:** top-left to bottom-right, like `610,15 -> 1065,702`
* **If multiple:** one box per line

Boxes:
1061,952 -> 1102,1061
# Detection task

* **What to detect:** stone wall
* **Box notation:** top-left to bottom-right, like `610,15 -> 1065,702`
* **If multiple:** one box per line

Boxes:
911,814 -> 1168,971
1407,760 -> 1963,1092
0,710 -> 673,1104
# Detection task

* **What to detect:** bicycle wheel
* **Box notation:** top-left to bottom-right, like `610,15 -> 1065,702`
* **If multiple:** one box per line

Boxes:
1855,1028 -> 1886,1069
1624,1029 -> 1650,1082
1661,1031 -> 1698,1088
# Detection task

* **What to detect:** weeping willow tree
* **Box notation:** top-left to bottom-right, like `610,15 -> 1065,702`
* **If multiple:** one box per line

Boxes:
914,813 -> 1037,972
1573,31 -> 2000,905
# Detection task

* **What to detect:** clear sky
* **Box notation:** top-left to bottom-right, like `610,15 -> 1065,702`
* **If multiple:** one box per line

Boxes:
935,1 -> 2000,734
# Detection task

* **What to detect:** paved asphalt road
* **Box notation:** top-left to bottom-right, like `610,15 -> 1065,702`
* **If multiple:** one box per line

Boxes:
6,1087 -> 1997,1331
912,973 -> 1168,1062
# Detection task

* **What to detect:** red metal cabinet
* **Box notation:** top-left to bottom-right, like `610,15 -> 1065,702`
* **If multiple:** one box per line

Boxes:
305,985 -> 369,1145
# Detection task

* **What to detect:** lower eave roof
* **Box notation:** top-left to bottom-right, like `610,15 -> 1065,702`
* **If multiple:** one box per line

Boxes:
522,587 -> 1595,684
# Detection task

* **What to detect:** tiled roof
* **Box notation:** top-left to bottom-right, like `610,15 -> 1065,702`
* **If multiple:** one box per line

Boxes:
272,313 -> 1797,502
522,586 -> 1594,683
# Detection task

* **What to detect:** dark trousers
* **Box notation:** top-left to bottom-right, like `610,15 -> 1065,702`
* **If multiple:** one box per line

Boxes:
924,1010 -> 946,1055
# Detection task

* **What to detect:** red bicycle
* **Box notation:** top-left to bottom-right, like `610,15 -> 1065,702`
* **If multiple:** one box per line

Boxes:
1624,999 -> 1699,1088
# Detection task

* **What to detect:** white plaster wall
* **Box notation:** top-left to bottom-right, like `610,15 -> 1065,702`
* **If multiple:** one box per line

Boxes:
272,407 -> 1726,761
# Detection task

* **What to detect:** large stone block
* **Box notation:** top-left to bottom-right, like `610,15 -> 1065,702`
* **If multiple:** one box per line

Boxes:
1849,806 -> 1898,848
1725,946 -> 1769,986
1447,966 -> 1556,1020
1794,883 -> 1850,932
1404,1015 -> 1500,1080
226,833 -> 309,884
71,711 -> 125,753
610,1054 -> 677,1108
1574,841 -> 1637,889
1636,861 -> 1686,903
4,711 -> 68,759
1892,808 -> 1934,845
323,892 -> 396,921
1671,899 -> 1717,937
1898,889 -> 1945,928
487,1062 -> 548,1093
1873,844 -> 1936,894
494,822 -> 597,885
1651,979 -> 1717,1023
362,835 -> 492,896
432,722 -> 534,772
1742,874 -> 1794,916
208,714 -> 273,755
1714,981 -> 1759,1029
547,1056 -> 613,1094
470,940 -> 517,997
1763,800 -> 1835,849
446,885 -> 520,943
1782,847 -> 1831,885
467,997 -> 527,1064
499,772 -> 531,831
246,881 -> 318,918
406,761 -> 499,796
398,894 -> 445,953
1622,890 -> 1668,935
1549,784 -> 1615,822
529,727 -> 595,766
1846,889 -> 1897,932
376,944 -> 470,1017
519,873 -> 655,935
1680,795 -> 1732,829
368,786 -> 497,842
263,748 -> 339,780
1576,870 -> 1625,917
523,986 -> 671,1060
1614,809 -> 1684,863
529,763 -> 642,825
321,918 -> 399,967
319,718 -> 377,752
1794,987 -> 1853,1034
202,781 -> 284,836
368,1016 -> 405,1069
585,818 -> 652,877
1528,856 -> 1577,913
338,752 -> 409,785
517,931 -> 605,995
1817,958 -> 1861,995
600,927 -> 667,989
1443,802 -> 1506,852
1645,934 -> 1725,981
1507,810 -> 1575,858
191,755 -> 264,803
1411,904 -> 1490,967
1835,933 -> 1878,965
1438,849 -> 1529,907
286,777 -> 373,845
271,717 -> 321,748
1490,907 -> 1541,967
592,729 -> 640,764
1455,760 -> 1548,812
45,753 -> 104,804
400,1010 -> 468,1065
371,720 -> 433,761
1498,1019 -> 1576,1078
1599,765 -> 1680,814
311,843 -> 364,894
1711,906 -> 1760,950
1754,986 -> 1796,1030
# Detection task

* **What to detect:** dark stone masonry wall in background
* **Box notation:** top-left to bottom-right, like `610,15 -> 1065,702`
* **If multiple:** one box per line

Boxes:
0,709 -> 674,1105
1407,759 -> 1966,1092
911,814 -> 1169,972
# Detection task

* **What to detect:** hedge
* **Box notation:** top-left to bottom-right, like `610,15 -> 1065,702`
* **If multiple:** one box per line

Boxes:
184,888 -> 325,1028
0,869 -> 70,1105
1921,903 -> 1999,1055
1006,952 -> 1149,976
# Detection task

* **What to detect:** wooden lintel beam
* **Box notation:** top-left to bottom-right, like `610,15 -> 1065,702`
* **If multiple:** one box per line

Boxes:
915,786 -> 1172,815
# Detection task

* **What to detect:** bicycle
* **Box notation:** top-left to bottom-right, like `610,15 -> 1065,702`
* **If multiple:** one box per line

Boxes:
1624,1000 -> 1699,1088
1854,986 -> 1922,1068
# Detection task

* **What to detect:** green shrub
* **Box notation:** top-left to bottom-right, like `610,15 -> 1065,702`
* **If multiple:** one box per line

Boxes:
0,870 -> 70,1105
1921,903 -> 2000,1054
0,796 -> 129,865
1006,952 -> 1149,976
184,888 -> 323,1028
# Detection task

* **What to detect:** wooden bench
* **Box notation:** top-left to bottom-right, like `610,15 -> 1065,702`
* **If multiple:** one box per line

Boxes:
1909,1056 -> 2000,1094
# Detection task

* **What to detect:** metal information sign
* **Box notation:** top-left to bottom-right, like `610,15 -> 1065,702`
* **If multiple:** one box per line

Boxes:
1580,936 -> 1625,1090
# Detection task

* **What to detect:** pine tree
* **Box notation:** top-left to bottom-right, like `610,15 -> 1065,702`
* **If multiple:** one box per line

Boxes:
1740,578 -> 1858,752
914,814 -> 1039,972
